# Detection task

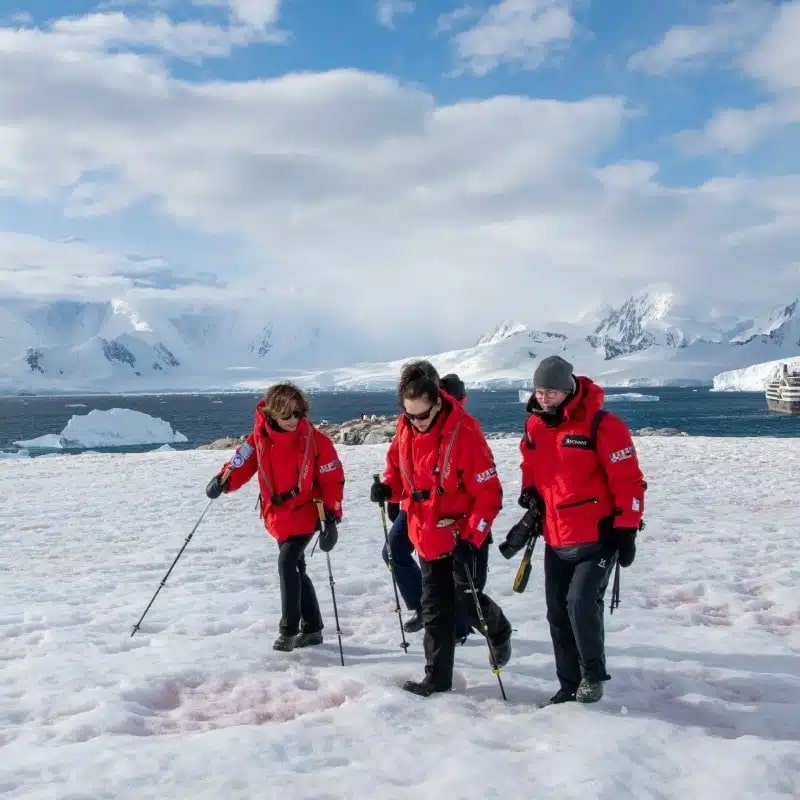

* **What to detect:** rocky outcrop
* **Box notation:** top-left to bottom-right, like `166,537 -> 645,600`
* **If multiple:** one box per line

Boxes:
200,419 -> 687,449
319,415 -> 396,445
198,435 -> 246,450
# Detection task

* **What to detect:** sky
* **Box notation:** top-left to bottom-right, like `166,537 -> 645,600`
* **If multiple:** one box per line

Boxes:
2,435 -> 799,797
0,0 -> 799,356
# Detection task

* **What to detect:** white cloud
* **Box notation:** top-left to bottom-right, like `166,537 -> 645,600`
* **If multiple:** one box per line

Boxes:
673,1 -> 800,153
0,11 -> 798,354
224,0 -> 282,29
627,0 -> 774,75
745,1 -> 800,92
447,0 -> 576,76
436,5 -> 482,34
376,0 -> 415,29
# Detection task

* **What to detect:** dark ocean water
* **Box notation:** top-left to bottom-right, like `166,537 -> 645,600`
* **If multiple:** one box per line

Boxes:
1,387 -> 798,456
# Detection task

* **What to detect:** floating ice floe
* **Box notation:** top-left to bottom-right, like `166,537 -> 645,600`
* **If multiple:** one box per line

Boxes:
13,408 -> 188,450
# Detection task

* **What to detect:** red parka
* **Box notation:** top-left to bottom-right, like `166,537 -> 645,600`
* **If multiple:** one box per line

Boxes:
220,406 -> 344,542
383,392 -> 502,560
520,377 -> 645,549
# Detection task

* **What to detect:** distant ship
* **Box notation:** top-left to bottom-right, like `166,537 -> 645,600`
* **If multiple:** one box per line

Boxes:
765,363 -> 800,414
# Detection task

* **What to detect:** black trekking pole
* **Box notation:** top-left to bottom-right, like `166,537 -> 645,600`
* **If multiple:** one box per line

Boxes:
373,474 -> 410,653
315,501 -> 344,665
461,558 -> 508,701
130,493 -> 219,637
609,560 -> 621,615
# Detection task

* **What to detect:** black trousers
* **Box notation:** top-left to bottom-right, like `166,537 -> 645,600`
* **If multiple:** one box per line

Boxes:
277,534 -> 323,636
420,541 -> 512,689
544,543 -> 615,690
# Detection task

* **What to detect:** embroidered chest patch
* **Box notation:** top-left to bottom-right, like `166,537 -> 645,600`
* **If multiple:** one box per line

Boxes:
561,435 -> 592,449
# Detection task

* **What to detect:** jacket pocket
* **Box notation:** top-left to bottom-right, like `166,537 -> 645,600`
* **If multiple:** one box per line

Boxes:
556,497 -> 598,510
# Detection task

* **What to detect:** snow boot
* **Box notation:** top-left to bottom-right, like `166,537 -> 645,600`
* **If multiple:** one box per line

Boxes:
403,610 -> 423,633
272,634 -> 296,652
402,677 -> 451,698
295,631 -> 323,648
539,688 -> 577,707
576,679 -> 603,703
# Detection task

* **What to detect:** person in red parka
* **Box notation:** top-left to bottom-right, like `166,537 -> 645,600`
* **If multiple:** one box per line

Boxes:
371,361 -> 512,697
503,356 -> 645,705
205,383 -> 344,653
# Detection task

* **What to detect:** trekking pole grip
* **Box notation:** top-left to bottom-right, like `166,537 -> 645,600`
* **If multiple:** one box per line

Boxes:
372,473 -> 385,508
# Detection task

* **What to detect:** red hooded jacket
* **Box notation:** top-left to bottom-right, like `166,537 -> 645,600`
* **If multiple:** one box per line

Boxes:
520,377 -> 645,549
383,392 -> 502,560
220,406 -> 344,542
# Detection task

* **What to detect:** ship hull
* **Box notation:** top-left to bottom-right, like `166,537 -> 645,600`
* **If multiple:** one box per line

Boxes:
766,397 -> 800,415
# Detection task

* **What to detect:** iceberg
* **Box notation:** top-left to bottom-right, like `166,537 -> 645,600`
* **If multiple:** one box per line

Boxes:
605,393 -> 659,402
14,408 -> 188,450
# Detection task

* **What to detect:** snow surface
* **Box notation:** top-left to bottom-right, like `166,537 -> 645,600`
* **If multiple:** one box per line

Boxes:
13,408 -> 188,450
2,439 -> 799,799
713,356 -> 800,392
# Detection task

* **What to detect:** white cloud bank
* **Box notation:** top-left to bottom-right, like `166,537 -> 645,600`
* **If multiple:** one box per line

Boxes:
0,4 -> 798,357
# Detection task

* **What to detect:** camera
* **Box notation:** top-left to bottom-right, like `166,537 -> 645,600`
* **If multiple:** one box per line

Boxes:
499,506 -> 541,559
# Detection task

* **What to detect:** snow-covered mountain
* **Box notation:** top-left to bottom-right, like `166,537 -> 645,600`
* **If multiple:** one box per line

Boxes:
0,296 -> 360,394
275,288 -> 800,391
2,288 -> 799,393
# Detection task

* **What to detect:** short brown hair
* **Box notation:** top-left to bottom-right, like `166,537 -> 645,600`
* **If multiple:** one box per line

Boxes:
261,382 -> 310,421
397,360 -> 440,407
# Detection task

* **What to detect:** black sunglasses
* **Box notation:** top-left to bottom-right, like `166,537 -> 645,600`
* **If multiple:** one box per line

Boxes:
278,409 -> 304,421
404,404 -> 436,422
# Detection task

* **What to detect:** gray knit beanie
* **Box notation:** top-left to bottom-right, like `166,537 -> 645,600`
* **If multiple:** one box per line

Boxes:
533,356 -> 575,392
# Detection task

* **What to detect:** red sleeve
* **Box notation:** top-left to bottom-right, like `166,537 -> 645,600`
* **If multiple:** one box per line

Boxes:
519,424 -> 536,491
459,422 -> 503,548
314,431 -> 345,519
221,433 -> 258,492
382,428 -> 405,501
595,414 -> 645,529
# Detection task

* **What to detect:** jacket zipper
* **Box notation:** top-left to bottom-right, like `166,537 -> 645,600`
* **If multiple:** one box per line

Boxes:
556,497 -> 598,510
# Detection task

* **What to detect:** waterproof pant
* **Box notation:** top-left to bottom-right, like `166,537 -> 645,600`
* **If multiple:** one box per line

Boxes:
382,511 -> 471,639
544,544 -> 615,690
277,533 -> 323,636
419,541 -> 511,689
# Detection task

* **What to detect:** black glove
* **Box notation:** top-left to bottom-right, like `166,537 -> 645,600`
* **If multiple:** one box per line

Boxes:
613,529 -> 637,567
319,510 -> 339,552
370,481 -> 392,504
387,501 -> 400,523
518,486 -> 539,510
499,507 -> 540,559
205,473 -> 227,500
453,539 -> 478,569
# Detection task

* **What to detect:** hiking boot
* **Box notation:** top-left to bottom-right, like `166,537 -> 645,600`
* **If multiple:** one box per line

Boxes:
295,630 -> 323,648
402,677 -> 451,698
272,634 -> 296,652
576,678 -> 603,703
491,634 -> 512,668
403,610 -> 423,633
539,687 -> 577,707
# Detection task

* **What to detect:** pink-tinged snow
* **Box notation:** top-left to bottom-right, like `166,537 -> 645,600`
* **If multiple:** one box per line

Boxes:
1,438 -> 799,799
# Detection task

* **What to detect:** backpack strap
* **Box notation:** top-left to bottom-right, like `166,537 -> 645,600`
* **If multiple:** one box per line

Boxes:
588,409 -> 608,449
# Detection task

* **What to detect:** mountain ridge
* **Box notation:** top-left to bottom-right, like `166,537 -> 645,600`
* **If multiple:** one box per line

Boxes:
1,287 -> 798,393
